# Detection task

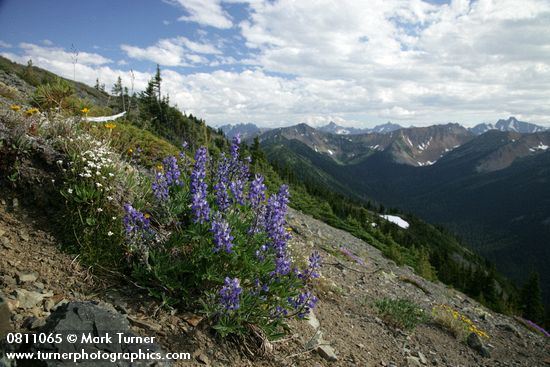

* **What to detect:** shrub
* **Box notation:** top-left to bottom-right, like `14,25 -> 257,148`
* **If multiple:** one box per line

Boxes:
0,81 -> 19,100
431,304 -> 489,340
375,297 -> 427,330
32,78 -> 75,111
123,136 -> 321,338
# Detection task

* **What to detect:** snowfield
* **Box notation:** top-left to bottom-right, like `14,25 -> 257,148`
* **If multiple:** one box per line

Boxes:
380,214 -> 410,229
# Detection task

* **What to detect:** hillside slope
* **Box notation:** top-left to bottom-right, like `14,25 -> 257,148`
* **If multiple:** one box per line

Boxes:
1,190 -> 549,366
260,124 -> 550,306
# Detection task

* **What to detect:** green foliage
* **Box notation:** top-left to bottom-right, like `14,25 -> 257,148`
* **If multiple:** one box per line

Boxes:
265,145 -> 519,314
412,247 -> 437,281
135,66 -> 225,154
101,121 -> 179,167
32,78 -> 75,110
56,134 -> 128,266
123,142 -> 320,338
0,81 -> 20,100
520,272 -> 545,324
375,298 -> 427,330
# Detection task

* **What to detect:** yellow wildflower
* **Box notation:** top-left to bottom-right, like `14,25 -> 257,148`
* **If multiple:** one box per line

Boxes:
10,104 -> 21,111
144,213 -> 151,219
81,107 -> 90,114
156,164 -> 164,171
104,123 -> 116,129
128,148 -> 134,154
24,107 -> 39,116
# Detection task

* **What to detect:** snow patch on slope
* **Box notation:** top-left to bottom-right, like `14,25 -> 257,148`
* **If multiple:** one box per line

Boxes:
529,143 -> 549,152
380,215 -> 410,229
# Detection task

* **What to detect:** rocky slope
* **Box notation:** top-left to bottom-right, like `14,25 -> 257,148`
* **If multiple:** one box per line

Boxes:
1,191 -> 549,366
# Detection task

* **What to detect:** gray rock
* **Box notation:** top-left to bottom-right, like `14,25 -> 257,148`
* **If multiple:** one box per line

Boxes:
417,351 -> 428,365
14,289 -> 45,309
0,294 -> 12,339
307,310 -> 320,330
467,332 -> 491,358
317,343 -> 338,362
16,272 -> 38,284
15,301 -> 171,366
0,275 -> 16,287
18,230 -> 29,242
497,323 -> 521,338
406,356 -> 422,367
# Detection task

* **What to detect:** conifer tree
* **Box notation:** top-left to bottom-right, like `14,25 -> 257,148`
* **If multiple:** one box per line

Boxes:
520,272 -> 545,324
112,76 -> 126,111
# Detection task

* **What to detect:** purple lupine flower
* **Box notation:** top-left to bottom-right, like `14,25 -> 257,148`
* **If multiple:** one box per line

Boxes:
211,215 -> 234,253
162,156 -> 182,186
339,247 -> 366,267
273,254 -> 291,276
219,277 -> 242,312
229,180 -> 245,205
301,251 -> 321,280
214,181 -> 230,212
524,319 -> 550,338
217,153 -> 230,179
214,154 -> 231,211
255,244 -> 268,261
264,185 -> 291,254
248,174 -> 266,209
230,134 -> 241,161
271,305 -> 288,319
288,291 -> 318,319
179,142 -> 190,169
190,147 -> 210,223
123,204 -> 152,238
152,171 -> 169,201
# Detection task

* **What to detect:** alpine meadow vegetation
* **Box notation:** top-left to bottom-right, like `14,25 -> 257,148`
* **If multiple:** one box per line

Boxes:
2,58 -> 547,339
3,97 -> 321,340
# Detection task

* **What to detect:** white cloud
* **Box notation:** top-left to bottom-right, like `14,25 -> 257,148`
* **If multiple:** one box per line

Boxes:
4,0 -> 550,128
19,43 -> 112,66
0,40 -> 12,48
121,37 -> 220,67
230,0 -> 550,126
168,0 -> 233,29
42,39 -> 53,46
3,43 -> 148,96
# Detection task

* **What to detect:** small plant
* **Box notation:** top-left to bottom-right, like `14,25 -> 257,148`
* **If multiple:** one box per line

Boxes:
0,81 -> 19,100
515,317 -> 550,338
375,297 -> 427,330
431,304 -> 489,340
339,246 -> 366,267
32,77 -> 74,111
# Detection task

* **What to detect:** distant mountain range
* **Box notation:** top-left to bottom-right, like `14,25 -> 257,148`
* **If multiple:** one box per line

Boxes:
318,121 -> 402,135
469,116 -> 548,135
255,119 -> 550,304
218,123 -> 270,139
220,116 -> 547,139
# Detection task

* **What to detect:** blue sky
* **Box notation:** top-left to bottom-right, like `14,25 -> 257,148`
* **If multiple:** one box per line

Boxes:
1,0 -> 550,128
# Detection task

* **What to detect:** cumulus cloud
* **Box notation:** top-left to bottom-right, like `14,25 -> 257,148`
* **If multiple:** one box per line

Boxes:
4,0 -> 550,128
167,0 -> 233,29
121,37 -> 220,67
231,0 -> 550,126
2,43 -> 148,95
0,40 -> 12,48
18,43 -> 112,66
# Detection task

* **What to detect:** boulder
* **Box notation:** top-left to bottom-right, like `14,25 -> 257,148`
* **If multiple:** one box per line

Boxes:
466,333 -> 490,358
15,301 -> 171,366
